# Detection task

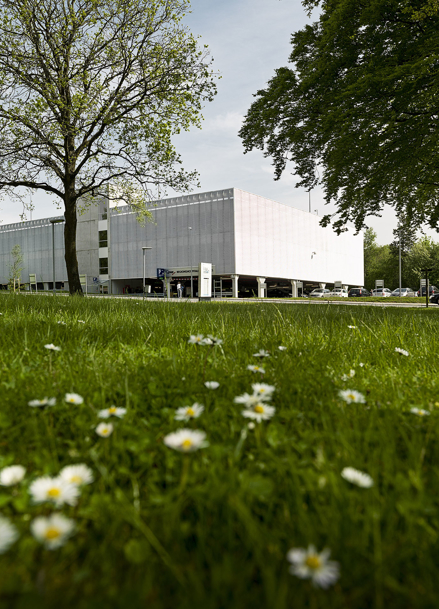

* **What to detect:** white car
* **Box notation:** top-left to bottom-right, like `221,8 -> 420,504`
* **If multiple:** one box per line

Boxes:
391,288 -> 416,297
329,288 -> 348,297
309,288 -> 332,298
371,288 -> 392,297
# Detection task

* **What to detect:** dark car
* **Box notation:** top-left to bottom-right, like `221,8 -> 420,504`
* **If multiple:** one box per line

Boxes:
348,287 -> 371,297
418,285 -> 438,297
430,293 -> 439,305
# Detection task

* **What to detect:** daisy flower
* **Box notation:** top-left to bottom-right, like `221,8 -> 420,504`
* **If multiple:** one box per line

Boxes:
188,335 -> 205,345
28,397 -> 56,408
278,346 -> 287,351
247,365 -> 265,374
395,347 -> 409,357
341,370 -> 355,381
242,402 -> 276,422
204,381 -> 220,390
339,389 -> 366,404
234,393 -> 261,407
59,464 -> 94,486
410,407 -> 430,417
200,337 -> 213,345
251,383 -> 275,399
0,465 -> 26,486
174,403 -> 204,421
95,422 -> 114,437
98,406 -> 127,419
253,349 -> 270,358
206,335 -> 223,345
163,429 -> 208,453
65,393 -> 84,405
347,325 -> 357,329
31,513 -> 75,550
78,320 -> 86,324
286,545 -> 340,589
0,517 -> 19,554
44,344 -> 61,352
341,467 -> 374,488
57,321 -> 66,326
29,476 -> 79,506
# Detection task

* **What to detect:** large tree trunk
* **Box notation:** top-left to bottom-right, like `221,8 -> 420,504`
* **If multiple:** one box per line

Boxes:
64,182 -> 83,296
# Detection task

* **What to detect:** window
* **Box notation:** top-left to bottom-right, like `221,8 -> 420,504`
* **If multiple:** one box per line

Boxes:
99,230 -> 108,247
99,258 -> 108,274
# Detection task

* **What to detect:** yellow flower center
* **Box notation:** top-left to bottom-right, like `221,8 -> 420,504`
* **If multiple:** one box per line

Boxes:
254,405 -> 265,413
186,408 -> 195,416
102,428 -> 109,435
181,439 -> 193,450
108,406 -> 117,414
45,527 -> 61,540
348,393 -> 355,400
305,555 -> 321,570
70,475 -> 82,484
47,488 -> 60,498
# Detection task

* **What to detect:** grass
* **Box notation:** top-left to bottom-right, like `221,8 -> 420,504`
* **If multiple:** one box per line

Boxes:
0,295 -> 438,609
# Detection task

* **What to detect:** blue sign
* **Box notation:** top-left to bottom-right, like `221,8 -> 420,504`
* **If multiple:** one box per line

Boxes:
157,268 -> 170,279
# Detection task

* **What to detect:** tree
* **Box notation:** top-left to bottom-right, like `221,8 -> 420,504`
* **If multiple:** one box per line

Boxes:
8,244 -> 24,292
0,0 -> 216,294
388,214 -> 418,287
363,228 -> 393,290
239,0 -> 439,235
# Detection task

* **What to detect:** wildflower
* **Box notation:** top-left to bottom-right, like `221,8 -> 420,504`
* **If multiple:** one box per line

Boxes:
286,545 -> 340,589
206,335 -> 223,345
98,406 -> 127,418
247,422 -> 256,430
78,320 -> 85,324
253,349 -> 270,358
395,347 -> 409,357
0,517 -> 19,554
28,397 -> 56,408
59,464 -> 94,486
163,429 -> 208,453
95,422 -> 114,437
347,325 -> 357,329
29,476 -> 79,506
410,407 -> 430,417
242,402 -> 276,422
359,362 -> 365,367
44,344 -> 61,351
278,346 -> 287,351
341,370 -> 355,381
31,513 -> 75,550
341,467 -> 374,488
252,383 -> 275,399
204,381 -> 219,390
175,403 -> 204,421
0,465 -> 26,486
57,321 -> 66,326
64,393 -> 84,405
247,365 -> 265,374
188,335 -> 205,345
234,392 -> 261,407
339,389 -> 366,404
201,337 -> 213,345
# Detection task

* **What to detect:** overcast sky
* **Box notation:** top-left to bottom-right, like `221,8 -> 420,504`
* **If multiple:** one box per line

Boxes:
1,0 -> 437,246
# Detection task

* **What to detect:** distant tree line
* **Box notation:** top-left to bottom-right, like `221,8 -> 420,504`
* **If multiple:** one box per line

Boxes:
364,225 -> 439,291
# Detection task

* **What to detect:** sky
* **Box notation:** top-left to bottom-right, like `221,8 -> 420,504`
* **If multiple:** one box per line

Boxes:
1,0 -> 437,246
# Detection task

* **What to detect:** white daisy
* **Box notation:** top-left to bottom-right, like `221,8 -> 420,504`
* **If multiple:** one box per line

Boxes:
253,349 -> 270,358
359,363 -> 365,367
29,476 -> 80,506
341,370 -> 355,381
28,397 -> 56,408
44,344 -> 61,351
78,320 -> 86,324
59,464 -> 94,486
174,403 -> 204,421
57,321 -> 66,326
201,337 -> 213,345
251,383 -> 275,399
410,407 -> 430,417
341,467 -> 374,488
95,422 -> 114,437
247,365 -> 265,374
0,465 -> 26,486
347,325 -> 357,329
188,335 -> 205,345
206,335 -> 223,345
339,389 -> 366,404
286,545 -> 340,589
395,347 -> 409,357
204,381 -> 220,390
98,406 -> 127,419
64,393 -> 84,405
242,402 -> 276,422
278,346 -> 287,351
0,517 -> 19,554
31,513 -> 75,550
234,393 -> 261,407
163,429 -> 208,453
247,422 -> 256,430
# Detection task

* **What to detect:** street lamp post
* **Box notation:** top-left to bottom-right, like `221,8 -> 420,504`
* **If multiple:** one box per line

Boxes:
421,268 -> 433,308
188,226 -> 193,299
142,246 -> 152,300
49,219 -> 64,295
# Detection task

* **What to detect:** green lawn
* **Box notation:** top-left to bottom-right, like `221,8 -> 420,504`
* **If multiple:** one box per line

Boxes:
0,295 -> 438,609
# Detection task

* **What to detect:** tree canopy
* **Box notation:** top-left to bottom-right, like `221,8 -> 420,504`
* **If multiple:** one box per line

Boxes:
239,0 -> 439,235
0,0 -> 216,293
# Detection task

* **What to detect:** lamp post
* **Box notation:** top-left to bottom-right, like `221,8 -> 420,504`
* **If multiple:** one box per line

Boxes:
142,246 -> 152,300
49,218 -> 64,295
188,226 -> 193,299
421,268 -> 433,308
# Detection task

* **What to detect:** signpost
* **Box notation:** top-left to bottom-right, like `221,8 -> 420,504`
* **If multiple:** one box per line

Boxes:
198,263 -> 212,301
29,273 -> 37,293
421,268 -> 433,308
79,274 -> 87,295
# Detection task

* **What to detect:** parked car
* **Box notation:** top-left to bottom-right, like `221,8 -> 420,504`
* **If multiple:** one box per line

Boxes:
418,285 -> 439,297
430,293 -> 439,305
348,287 -> 371,297
309,288 -> 332,298
391,287 -> 416,297
329,288 -> 348,297
371,288 -> 392,297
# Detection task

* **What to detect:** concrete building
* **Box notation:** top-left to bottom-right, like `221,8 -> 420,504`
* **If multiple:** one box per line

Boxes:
0,187 -> 364,296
